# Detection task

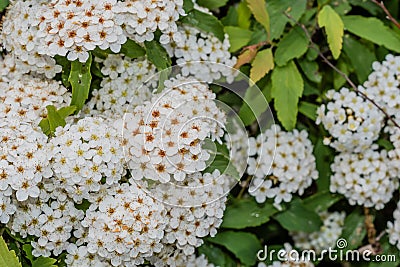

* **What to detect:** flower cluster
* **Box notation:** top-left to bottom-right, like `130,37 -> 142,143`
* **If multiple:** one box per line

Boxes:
11,197 -> 84,257
81,183 -> 166,266
85,54 -> 156,118
0,75 -> 70,124
361,54 -> 400,124
49,117 -> 126,203
148,245 -> 215,267
330,146 -> 398,210
0,0 -> 62,78
316,88 -> 384,153
291,211 -> 346,253
122,75 -> 226,183
248,124 -> 318,205
163,25 -> 237,83
114,0 -> 185,43
149,170 -> 232,255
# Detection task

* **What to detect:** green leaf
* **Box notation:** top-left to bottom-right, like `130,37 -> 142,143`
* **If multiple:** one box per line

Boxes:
181,10 -> 225,41
46,106 -> 66,133
207,231 -> 262,266
144,40 -> 171,71
32,257 -> 57,267
197,0 -> 228,10
271,60 -> 304,130
342,15 -> 400,53
224,26 -> 253,52
342,36 -> 376,83
274,198 -> 323,232
237,1 -> 252,29
57,106 -> 77,119
318,5 -> 344,59
246,0 -> 270,37
298,101 -> 318,121
55,56 -> 71,88
239,83 -> 271,126
340,208 -> 366,250
274,26 -> 309,66
298,59 -> 322,83
250,48 -> 274,83
198,243 -> 236,267
314,138 -> 333,191
348,0 -> 381,15
267,0 -> 307,40
221,6 -> 238,26
221,198 -> 278,229
303,191 -> 343,212
333,58 -> 349,89
120,39 -> 146,58
0,0 -> 9,12
0,236 -> 22,267
22,245 -> 33,263
69,54 -> 92,112
377,138 -> 395,151
182,0 -> 194,13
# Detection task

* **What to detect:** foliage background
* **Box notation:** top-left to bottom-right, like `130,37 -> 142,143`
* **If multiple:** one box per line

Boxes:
1,0 -> 400,266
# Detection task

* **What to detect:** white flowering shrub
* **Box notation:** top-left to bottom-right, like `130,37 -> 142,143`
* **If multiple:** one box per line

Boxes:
2,0 -> 400,267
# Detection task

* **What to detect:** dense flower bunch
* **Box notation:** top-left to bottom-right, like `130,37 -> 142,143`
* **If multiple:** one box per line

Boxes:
122,75 -> 226,183
248,124 -> 318,205
291,211 -> 346,253
361,54 -> 400,124
85,54 -> 156,118
0,0 -> 62,78
330,146 -> 398,210
0,75 -> 70,124
163,25 -> 237,83
316,88 -> 384,153
49,117 -> 126,203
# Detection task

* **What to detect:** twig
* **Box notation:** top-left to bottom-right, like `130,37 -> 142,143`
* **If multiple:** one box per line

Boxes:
237,175 -> 252,199
241,41 -> 269,53
284,11 -> 400,130
371,0 -> 400,30
364,207 -> 376,244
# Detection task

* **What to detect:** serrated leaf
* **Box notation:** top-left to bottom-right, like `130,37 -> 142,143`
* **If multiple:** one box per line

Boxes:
22,244 -> 33,263
267,0 -> 307,40
234,49 -> 258,69
318,5 -> 344,59
0,236 -> 22,267
224,26 -> 253,52
197,0 -> 228,10
239,83 -> 271,126
32,257 -> 57,267
250,48 -> 274,83
181,10 -> 225,41
221,199 -> 278,229
274,26 -> 309,66
342,36 -> 376,83
237,1 -> 252,29
298,59 -> 322,83
303,191 -> 343,212
246,0 -> 270,37
298,101 -> 318,121
120,39 -> 146,58
207,231 -> 262,266
271,61 -> 303,130
342,15 -> 400,53
144,40 -> 171,71
0,0 -> 9,11
69,54 -> 92,112
274,198 -> 323,232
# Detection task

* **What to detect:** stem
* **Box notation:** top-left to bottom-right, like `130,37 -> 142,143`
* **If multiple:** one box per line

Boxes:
284,12 -> 400,130
237,175 -> 252,199
364,207 -> 377,244
371,0 -> 400,30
